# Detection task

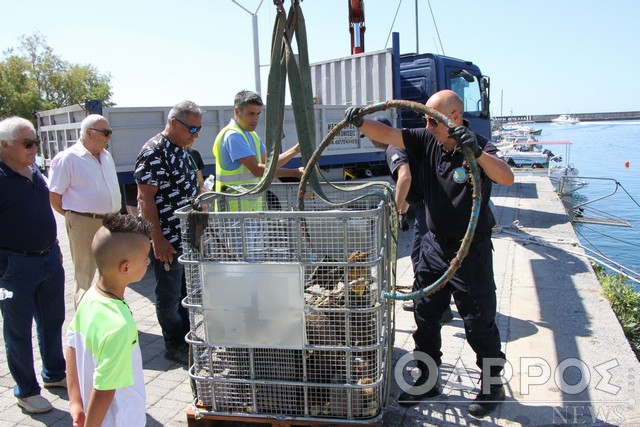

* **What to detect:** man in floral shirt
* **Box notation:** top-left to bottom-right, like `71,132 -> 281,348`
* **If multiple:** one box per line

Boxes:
134,101 -> 202,365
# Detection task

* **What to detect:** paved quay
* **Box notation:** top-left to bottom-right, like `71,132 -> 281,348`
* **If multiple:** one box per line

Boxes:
1,174 -> 639,426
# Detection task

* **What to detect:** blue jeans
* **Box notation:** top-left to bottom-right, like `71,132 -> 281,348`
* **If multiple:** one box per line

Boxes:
0,245 -> 66,398
151,249 -> 189,350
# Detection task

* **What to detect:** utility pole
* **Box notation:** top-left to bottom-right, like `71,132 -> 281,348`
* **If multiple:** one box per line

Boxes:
415,0 -> 419,53
231,0 -> 264,96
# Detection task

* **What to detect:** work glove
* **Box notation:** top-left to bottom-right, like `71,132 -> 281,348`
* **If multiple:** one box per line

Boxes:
398,213 -> 410,232
450,126 -> 482,158
345,107 -> 364,128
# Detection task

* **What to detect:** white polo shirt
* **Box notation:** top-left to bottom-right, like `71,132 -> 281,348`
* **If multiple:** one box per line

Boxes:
49,141 -> 121,213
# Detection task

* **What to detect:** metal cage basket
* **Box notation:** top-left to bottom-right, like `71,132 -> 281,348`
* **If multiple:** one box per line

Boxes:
176,183 -> 395,422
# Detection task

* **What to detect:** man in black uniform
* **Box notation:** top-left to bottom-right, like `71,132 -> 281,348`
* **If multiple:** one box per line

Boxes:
365,117 -> 454,321
346,90 -> 514,417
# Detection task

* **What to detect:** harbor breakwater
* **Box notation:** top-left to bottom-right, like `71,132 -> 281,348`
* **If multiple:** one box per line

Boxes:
495,111 -> 640,123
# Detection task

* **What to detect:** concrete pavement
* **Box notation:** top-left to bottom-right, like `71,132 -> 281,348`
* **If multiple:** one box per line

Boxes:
0,175 -> 639,426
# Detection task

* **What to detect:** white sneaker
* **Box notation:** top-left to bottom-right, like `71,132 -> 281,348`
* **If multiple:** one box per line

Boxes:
17,395 -> 53,414
43,377 -> 67,389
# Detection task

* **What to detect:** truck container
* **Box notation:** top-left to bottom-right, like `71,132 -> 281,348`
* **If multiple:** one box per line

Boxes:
35,103 -> 393,206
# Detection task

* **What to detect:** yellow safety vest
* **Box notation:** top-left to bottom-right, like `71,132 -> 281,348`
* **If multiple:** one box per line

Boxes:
212,121 -> 264,211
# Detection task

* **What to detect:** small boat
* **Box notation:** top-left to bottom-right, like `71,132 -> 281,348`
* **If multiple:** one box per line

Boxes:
492,122 -> 542,142
499,138 -> 552,169
498,140 -> 586,195
551,114 -> 580,125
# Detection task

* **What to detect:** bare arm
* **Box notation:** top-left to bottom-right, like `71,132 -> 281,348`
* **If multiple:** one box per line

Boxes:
49,192 -> 66,216
66,346 -> 86,427
137,184 -> 176,262
239,156 -> 304,179
476,153 -> 515,186
84,388 -> 116,427
394,164 -> 412,214
196,170 -> 204,190
358,119 -> 405,149
277,143 -> 301,167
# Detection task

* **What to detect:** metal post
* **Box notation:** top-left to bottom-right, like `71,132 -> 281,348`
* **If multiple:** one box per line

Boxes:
415,0 -> 419,53
251,13 -> 261,96
231,0 -> 264,96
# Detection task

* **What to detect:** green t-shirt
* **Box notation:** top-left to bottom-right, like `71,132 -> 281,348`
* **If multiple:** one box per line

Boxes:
67,286 -> 145,426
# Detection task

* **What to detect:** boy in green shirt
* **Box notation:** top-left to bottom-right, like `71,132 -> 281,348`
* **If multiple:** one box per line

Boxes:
66,214 -> 151,426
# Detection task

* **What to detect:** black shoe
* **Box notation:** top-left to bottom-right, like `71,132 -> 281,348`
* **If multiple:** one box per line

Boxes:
164,345 -> 189,366
397,375 -> 442,407
440,307 -> 454,324
468,384 -> 505,417
402,301 -> 414,312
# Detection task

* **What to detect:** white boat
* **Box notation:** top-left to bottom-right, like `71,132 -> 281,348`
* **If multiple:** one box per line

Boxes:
499,139 -> 586,195
499,138 -> 552,169
551,114 -> 580,125
492,122 -> 542,142
500,122 -> 543,135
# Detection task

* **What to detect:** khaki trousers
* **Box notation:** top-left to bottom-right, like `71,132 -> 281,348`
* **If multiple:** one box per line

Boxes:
65,212 -> 103,307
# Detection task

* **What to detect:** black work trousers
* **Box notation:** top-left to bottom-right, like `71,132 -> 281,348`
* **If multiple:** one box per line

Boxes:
412,231 -> 504,371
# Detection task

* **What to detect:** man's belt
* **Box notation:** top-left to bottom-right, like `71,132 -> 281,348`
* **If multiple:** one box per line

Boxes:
0,245 -> 52,256
68,210 -> 106,219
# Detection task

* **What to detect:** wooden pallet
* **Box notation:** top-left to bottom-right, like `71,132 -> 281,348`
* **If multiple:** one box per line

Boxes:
186,407 -> 384,427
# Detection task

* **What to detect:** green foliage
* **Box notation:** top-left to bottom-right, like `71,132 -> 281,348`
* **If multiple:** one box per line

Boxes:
595,266 -> 640,350
0,32 -> 113,121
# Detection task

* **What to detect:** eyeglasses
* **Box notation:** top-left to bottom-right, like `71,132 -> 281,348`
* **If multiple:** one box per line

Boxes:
424,110 -> 458,127
90,128 -> 113,137
174,118 -> 202,134
17,138 -> 41,149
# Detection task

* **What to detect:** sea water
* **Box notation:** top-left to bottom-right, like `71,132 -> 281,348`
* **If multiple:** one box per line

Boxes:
533,120 -> 640,277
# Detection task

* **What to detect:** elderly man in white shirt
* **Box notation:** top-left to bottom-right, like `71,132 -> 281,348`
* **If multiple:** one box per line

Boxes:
49,114 -> 122,307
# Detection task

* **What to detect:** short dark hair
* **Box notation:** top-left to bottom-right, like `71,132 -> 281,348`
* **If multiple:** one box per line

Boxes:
102,213 -> 151,238
234,90 -> 263,111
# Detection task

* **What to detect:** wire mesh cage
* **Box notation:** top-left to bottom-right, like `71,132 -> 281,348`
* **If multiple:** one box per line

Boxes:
177,183 -> 395,422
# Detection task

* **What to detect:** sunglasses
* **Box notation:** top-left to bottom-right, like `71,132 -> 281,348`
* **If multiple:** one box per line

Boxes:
175,118 -> 202,134
90,128 -> 113,137
424,110 -> 458,127
423,117 -> 439,127
18,138 -> 41,149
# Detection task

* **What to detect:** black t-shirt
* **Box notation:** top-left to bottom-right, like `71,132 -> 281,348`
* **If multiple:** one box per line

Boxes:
402,128 -> 497,239
187,147 -> 205,171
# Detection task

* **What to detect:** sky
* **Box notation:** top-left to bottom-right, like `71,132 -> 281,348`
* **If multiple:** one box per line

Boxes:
2,0 -> 639,116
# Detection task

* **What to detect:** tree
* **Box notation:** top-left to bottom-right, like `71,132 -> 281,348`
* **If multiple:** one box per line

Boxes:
0,32 -> 113,120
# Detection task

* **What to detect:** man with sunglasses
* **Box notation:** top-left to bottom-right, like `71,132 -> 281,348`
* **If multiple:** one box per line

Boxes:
346,90 -> 514,417
49,114 -> 122,308
134,100 -> 202,365
0,117 -> 66,414
364,117 -> 454,323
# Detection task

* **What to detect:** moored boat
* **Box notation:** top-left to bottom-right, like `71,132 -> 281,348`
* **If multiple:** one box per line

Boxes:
551,114 -> 580,125
498,140 -> 585,195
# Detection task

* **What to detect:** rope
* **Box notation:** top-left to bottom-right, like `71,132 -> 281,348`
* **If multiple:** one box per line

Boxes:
619,182 -> 640,209
492,221 -> 640,286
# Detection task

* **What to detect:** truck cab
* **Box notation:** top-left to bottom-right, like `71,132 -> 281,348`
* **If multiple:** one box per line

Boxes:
398,53 -> 491,139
